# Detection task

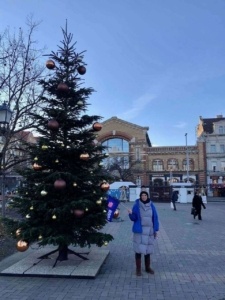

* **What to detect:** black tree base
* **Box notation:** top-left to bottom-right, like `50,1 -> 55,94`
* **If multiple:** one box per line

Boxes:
38,245 -> 89,268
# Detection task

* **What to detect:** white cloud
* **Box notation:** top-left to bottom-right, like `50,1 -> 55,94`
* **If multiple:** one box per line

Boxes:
173,122 -> 187,129
117,93 -> 156,120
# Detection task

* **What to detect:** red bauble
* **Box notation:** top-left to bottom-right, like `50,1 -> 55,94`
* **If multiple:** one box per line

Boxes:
74,209 -> 84,217
46,60 -> 55,69
113,209 -> 120,219
54,179 -> 66,189
57,83 -> 69,93
47,119 -> 59,131
100,182 -> 110,192
92,122 -> 102,131
77,65 -> 86,75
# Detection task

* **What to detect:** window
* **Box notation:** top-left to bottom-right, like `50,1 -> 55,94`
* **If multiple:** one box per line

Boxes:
221,162 -> 225,171
183,159 -> 194,171
135,147 -> 141,161
219,126 -> 224,134
167,159 -> 178,171
210,145 -> 216,153
220,145 -> 225,153
102,138 -> 129,153
153,159 -> 163,171
212,162 -> 217,171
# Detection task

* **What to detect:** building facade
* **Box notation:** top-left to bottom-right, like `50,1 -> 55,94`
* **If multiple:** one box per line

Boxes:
97,116 -> 206,201
197,115 -> 225,197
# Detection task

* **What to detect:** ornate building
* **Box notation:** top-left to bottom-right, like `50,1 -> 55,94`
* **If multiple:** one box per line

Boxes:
197,115 -> 225,196
96,117 -> 206,200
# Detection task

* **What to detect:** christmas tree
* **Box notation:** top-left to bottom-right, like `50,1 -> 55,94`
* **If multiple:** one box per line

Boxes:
4,24 -> 113,266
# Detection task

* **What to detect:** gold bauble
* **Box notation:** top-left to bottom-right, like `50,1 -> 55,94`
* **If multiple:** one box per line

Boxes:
41,190 -> 47,196
33,163 -> 42,170
100,182 -> 110,192
80,153 -> 89,161
41,145 -> 48,150
46,60 -> 55,69
16,240 -> 29,252
113,209 -> 120,219
92,122 -> 102,131
16,229 -> 21,237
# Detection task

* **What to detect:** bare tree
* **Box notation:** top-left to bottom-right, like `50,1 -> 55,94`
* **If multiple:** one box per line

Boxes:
0,15 -> 46,173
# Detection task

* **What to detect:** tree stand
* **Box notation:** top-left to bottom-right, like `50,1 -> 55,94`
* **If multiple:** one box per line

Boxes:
38,245 -> 89,268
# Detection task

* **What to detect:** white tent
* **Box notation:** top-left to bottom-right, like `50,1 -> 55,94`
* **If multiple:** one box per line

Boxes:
109,181 -> 135,189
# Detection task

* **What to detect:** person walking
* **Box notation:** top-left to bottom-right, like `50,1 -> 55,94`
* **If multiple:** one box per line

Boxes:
171,190 -> 178,211
128,191 -> 159,276
192,191 -> 206,220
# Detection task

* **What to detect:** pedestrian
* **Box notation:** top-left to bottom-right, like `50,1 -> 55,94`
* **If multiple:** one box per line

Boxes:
128,191 -> 159,276
171,190 -> 178,211
192,191 -> 206,220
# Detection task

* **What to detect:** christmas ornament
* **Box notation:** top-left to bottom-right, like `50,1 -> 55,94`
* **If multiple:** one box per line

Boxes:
16,229 -> 21,237
57,82 -> 69,93
16,240 -> 29,252
41,145 -> 48,150
96,200 -> 102,205
77,65 -> 86,75
85,208 -> 89,211
99,162 -> 103,166
33,163 -> 42,170
26,214 -> 30,218
74,209 -> 84,217
113,209 -> 120,219
47,119 -> 59,131
30,206 -> 34,210
104,241 -> 108,246
38,235 -> 43,240
46,60 -> 55,69
73,182 -> 77,187
100,182 -> 110,191
52,214 -> 57,219
34,157 -> 38,161
41,190 -> 48,196
92,122 -> 102,131
80,153 -> 89,161
77,100 -> 84,106
54,179 -> 66,189
55,159 -> 59,163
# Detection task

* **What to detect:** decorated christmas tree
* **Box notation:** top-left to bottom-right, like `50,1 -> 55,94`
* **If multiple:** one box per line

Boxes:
4,24 -> 113,266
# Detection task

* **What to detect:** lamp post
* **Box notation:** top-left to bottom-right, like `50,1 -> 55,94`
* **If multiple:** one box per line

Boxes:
185,133 -> 189,183
0,102 -> 12,217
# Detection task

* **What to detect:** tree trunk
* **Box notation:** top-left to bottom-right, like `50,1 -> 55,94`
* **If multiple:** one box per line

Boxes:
57,245 -> 68,261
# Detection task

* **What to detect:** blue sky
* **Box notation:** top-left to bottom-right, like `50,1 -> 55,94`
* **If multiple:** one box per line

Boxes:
1,0 -> 225,146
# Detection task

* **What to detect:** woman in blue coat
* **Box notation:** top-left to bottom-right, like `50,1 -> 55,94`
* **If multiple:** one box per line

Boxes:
128,191 -> 159,276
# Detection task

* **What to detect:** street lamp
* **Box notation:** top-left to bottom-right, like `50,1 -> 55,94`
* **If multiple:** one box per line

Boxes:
0,102 -> 12,217
185,133 -> 189,183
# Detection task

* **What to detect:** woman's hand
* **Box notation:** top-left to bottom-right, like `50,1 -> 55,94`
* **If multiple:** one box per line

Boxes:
154,232 -> 158,239
128,209 -> 132,214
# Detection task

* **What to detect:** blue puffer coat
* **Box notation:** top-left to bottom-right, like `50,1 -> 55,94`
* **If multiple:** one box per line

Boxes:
129,199 -> 159,234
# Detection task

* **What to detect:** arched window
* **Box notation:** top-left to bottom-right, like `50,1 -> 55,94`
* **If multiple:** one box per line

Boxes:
152,159 -> 163,171
183,159 -> 194,171
102,138 -> 129,153
167,159 -> 178,171
102,138 -> 129,170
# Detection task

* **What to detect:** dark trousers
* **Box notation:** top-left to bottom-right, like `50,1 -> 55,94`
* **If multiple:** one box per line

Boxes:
194,209 -> 202,220
172,201 -> 176,210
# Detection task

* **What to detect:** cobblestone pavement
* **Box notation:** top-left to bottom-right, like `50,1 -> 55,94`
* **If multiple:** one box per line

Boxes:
1,202 -> 225,300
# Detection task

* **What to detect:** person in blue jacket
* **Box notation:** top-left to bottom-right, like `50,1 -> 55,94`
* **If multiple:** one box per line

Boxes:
128,191 -> 159,276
